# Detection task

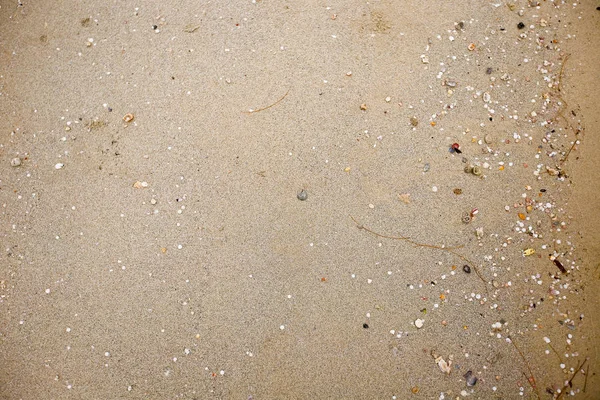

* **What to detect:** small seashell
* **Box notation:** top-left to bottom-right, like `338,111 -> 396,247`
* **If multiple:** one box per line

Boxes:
464,165 -> 474,174
410,116 -> 419,127
11,157 -> 21,167
123,113 -> 134,123
463,265 -> 471,273
472,166 -> 482,176
483,92 -> 491,103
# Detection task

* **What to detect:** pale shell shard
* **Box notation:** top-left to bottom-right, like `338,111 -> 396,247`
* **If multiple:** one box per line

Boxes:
435,356 -> 452,374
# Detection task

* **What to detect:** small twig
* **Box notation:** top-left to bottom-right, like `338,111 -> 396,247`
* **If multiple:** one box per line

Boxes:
560,138 -> 579,164
510,337 -> 541,400
548,343 -> 564,364
556,358 -> 588,400
583,365 -> 589,392
244,89 -> 289,114
350,216 -> 488,286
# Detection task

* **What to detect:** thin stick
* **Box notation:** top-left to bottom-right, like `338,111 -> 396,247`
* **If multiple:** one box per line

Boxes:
244,89 -> 289,114
510,337 -> 541,400
560,138 -> 579,164
556,358 -> 588,400
583,365 -> 589,392
548,343 -> 564,364
350,216 -> 488,286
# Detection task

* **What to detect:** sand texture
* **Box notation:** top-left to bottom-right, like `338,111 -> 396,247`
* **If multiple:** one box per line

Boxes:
1,0 -> 599,399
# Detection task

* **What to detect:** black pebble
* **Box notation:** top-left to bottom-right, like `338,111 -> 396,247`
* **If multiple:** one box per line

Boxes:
597,6 -> 600,10
486,67 -> 493,75
463,265 -> 471,274
152,25 -> 158,30
517,22 -> 525,29
363,323 -> 369,329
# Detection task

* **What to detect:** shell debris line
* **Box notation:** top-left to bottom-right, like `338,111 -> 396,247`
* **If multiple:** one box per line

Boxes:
0,1 -> 597,399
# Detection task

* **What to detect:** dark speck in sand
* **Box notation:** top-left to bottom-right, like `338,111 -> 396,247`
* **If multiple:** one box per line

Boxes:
363,323 -> 369,329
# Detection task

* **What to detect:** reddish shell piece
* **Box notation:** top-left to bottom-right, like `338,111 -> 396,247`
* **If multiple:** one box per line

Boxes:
452,143 -> 460,150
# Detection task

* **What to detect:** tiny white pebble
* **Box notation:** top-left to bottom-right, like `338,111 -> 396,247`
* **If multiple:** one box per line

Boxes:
45,288 -> 51,294
279,325 -> 285,330
55,163 -> 64,169
105,352 -> 110,357
220,370 -> 225,375
432,186 -> 438,192
66,327 -> 71,332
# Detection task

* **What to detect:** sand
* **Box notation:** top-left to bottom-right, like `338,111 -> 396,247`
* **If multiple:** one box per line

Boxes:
1,0 -> 599,399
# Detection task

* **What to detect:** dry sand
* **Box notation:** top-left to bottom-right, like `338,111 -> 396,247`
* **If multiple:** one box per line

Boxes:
1,0 -> 599,399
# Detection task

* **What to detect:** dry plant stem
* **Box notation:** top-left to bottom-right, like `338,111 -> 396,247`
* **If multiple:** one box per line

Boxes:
510,338 -> 541,400
561,139 -> 578,164
350,216 -> 488,286
556,359 -> 588,400
554,54 -> 571,126
549,343 -> 564,364
244,89 -> 290,114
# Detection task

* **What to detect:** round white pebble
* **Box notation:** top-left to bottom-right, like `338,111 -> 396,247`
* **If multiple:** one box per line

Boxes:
279,325 -> 285,330
415,319 -> 424,328
432,186 -> 438,192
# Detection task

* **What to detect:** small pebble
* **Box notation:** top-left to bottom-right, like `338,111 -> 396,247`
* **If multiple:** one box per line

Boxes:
423,163 -> 430,172
517,22 -> 525,29
297,189 -> 308,201
462,213 -> 472,224
410,116 -> 419,127
363,323 -> 369,329
464,370 -> 478,386
463,265 -> 471,274
484,134 -> 493,144
415,319 -> 424,329
11,157 -> 21,167
55,163 -> 64,170
486,67 -> 493,75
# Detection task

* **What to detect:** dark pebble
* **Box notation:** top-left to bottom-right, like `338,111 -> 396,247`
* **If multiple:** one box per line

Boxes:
363,323 -> 369,329
463,265 -> 471,274
297,189 -> 308,201
464,370 -> 478,386
517,22 -> 525,29
152,25 -> 158,30
486,67 -> 493,75
540,188 -> 546,192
